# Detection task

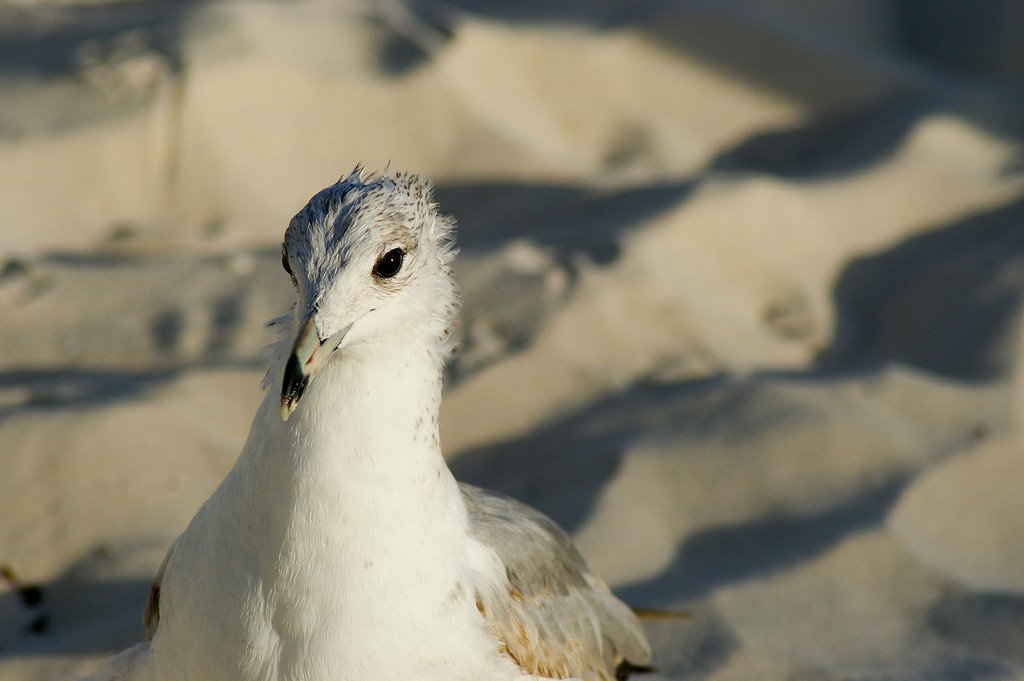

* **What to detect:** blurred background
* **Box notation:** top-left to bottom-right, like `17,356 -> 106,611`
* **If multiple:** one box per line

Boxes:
2,1 -> 1024,680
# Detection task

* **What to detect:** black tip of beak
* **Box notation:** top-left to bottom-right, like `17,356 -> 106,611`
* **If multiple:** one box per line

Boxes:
280,352 -> 309,420
278,316 -> 352,421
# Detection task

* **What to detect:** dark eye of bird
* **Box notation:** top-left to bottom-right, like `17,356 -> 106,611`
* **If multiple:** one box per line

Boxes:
281,246 -> 293,276
281,246 -> 297,284
373,248 -> 405,279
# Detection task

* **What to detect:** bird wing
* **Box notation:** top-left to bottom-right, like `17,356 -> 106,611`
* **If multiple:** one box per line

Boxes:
144,544 -> 173,640
461,484 -> 651,681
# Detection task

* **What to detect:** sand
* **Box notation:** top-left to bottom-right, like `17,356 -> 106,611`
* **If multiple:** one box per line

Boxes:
2,1 -> 1024,679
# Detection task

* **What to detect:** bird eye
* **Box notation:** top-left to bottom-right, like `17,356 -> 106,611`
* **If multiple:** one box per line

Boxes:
281,246 -> 297,284
373,248 -> 404,279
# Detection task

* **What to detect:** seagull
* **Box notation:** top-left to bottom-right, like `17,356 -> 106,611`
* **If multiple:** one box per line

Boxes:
88,169 -> 652,681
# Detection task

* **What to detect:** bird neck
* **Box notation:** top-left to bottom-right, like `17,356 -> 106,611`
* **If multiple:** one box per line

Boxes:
215,344 -> 478,675
242,341 -> 461,537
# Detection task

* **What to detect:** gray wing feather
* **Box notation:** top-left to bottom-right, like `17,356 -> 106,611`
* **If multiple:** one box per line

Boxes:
461,484 -> 651,681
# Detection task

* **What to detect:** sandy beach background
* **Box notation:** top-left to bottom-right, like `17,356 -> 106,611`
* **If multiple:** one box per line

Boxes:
2,1 -> 1024,679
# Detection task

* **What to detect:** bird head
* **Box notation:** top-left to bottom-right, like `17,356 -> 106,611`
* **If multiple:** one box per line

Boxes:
275,168 -> 460,420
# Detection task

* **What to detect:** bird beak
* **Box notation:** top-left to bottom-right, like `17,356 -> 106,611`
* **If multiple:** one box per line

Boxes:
280,316 -> 352,421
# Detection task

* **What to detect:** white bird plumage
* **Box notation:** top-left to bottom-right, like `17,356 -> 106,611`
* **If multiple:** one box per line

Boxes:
86,169 -> 651,681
